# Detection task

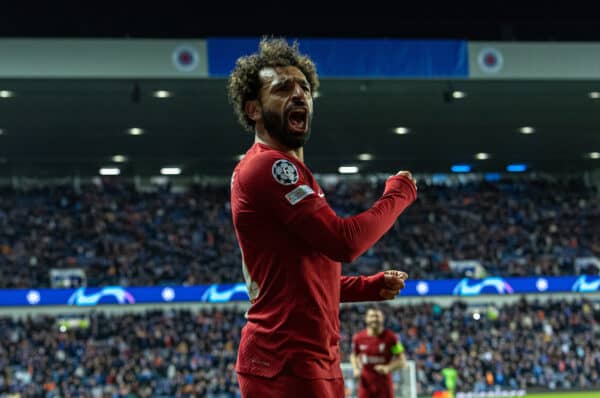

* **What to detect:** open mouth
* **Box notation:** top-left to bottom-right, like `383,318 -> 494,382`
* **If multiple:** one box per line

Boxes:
287,108 -> 307,132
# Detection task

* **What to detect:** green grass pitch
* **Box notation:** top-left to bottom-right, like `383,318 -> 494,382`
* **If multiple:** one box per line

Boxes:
525,392 -> 600,398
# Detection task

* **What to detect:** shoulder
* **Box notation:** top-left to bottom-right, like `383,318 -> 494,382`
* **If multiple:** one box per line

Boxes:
384,329 -> 398,342
353,329 -> 367,340
239,148 -> 303,188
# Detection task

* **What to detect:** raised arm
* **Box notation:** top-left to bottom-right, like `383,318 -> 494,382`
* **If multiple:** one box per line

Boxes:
289,174 -> 416,262
238,153 -> 417,263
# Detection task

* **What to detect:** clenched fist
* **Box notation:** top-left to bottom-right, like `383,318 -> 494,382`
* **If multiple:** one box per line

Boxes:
379,270 -> 408,300
395,171 -> 417,190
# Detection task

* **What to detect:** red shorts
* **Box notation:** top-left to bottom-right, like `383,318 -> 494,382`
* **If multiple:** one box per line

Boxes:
358,375 -> 394,398
237,371 -> 345,398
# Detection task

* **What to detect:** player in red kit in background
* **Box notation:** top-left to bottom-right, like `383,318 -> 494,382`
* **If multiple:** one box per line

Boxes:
227,37 -> 417,398
351,308 -> 407,398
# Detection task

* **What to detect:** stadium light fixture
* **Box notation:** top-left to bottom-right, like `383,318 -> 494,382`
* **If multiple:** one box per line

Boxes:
588,152 -> 600,159
474,152 -> 490,160
235,154 -> 245,161
153,90 -> 173,98
99,167 -> 120,176
111,155 -> 127,163
338,166 -> 359,174
357,153 -> 374,161
519,126 -> 535,134
451,90 -> 467,99
160,167 -> 182,175
0,129 -> 4,135
451,164 -> 471,173
0,90 -> 15,98
588,91 -> 600,99
484,173 -> 501,182
394,127 -> 410,135
506,163 -> 527,172
312,90 -> 321,99
127,127 -> 144,136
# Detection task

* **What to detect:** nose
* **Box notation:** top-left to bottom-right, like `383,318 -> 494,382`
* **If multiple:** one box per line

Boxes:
291,84 -> 306,104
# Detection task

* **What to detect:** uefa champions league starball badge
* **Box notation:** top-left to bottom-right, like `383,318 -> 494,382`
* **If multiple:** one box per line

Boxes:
272,159 -> 299,185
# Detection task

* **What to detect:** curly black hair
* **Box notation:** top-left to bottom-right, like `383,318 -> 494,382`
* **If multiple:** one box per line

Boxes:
227,37 -> 320,132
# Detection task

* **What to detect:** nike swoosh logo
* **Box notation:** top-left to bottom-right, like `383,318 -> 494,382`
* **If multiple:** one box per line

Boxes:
318,193 -> 325,198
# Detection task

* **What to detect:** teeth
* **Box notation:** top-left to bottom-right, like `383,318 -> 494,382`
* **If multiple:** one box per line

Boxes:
290,109 -> 306,116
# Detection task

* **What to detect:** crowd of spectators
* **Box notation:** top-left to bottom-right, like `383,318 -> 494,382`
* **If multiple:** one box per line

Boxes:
0,175 -> 598,288
0,308 -> 243,397
340,298 -> 600,395
0,298 -> 598,397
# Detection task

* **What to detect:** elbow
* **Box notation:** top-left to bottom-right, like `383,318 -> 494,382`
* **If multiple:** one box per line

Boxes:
342,246 -> 362,263
318,216 -> 366,262
343,238 -> 367,262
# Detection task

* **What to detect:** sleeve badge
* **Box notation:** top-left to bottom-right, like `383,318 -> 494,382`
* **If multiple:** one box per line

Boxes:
272,159 -> 299,185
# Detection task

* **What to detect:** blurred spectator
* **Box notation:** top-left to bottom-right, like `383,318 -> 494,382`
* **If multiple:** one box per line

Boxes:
340,298 -> 600,395
0,298 -> 598,396
0,175 -> 598,288
0,308 -> 244,397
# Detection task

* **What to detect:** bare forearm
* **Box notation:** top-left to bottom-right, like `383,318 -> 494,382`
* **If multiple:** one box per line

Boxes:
350,353 -> 362,372
388,354 -> 406,372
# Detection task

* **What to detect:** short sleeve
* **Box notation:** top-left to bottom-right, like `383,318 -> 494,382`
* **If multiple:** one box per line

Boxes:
238,153 -> 328,225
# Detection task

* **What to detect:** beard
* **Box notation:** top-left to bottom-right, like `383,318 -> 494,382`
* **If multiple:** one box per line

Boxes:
261,107 -> 312,150
367,321 -> 382,329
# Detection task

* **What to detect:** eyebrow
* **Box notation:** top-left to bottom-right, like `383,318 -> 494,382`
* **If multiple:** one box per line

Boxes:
270,76 -> 310,89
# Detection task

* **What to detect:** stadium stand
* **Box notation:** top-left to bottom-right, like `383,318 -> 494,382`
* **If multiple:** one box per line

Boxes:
0,298 -> 598,396
0,175 -> 598,288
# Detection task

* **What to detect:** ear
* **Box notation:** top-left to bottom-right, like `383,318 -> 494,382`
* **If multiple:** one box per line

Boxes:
245,100 -> 261,122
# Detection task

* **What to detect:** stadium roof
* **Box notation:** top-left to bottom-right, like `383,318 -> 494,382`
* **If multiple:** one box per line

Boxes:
1,5 -> 599,42
0,78 -> 598,177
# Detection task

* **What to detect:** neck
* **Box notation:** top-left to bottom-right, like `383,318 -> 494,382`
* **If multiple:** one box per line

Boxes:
255,128 -> 304,162
367,327 -> 382,336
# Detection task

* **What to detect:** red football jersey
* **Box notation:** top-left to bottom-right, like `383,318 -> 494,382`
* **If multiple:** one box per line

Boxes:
352,329 -> 401,397
231,143 -> 416,380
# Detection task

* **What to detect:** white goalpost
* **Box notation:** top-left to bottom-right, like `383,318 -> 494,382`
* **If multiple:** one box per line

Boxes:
341,360 -> 417,398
